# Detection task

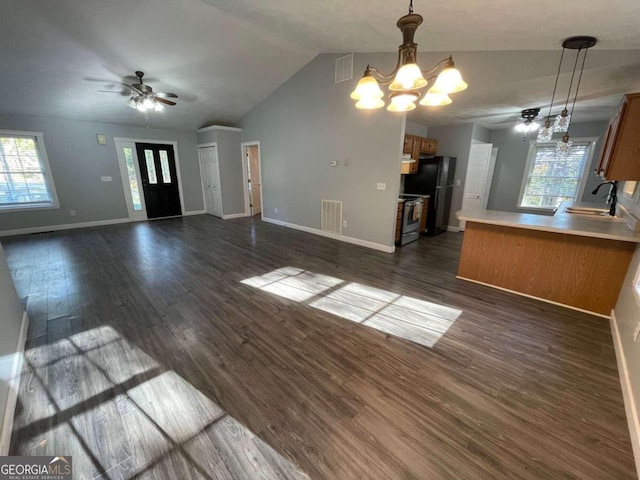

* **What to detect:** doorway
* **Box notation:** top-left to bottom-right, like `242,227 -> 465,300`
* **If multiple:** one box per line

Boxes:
135,143 -> 182,219
459,143 -> 497,230
199,145 -> 223,217
114,138 -> 185,221
242,143 -> 262,217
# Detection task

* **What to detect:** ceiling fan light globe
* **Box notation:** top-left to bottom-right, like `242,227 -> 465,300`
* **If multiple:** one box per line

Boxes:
154,103 -> 164,112
430,67 -> 468,94
142,98 -> 155,110
136,102 -> 147,112
350,76 -> 384,100
389,64 -> 428,92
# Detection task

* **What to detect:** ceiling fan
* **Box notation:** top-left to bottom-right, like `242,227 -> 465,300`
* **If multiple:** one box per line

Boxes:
102,71 -> 178,113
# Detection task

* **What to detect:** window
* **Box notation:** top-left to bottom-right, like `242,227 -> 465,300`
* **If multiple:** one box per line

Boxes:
0,131 -> 58,211
159,150 -> 171,183
144,150 -> 158,184
518,139 -> 596,210
122,147 -> 142,211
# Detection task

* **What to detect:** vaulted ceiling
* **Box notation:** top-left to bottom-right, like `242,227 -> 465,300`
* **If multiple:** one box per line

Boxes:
1,0 -> 639,131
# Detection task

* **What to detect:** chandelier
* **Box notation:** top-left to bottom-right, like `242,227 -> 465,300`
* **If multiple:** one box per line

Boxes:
536,36 -> 597,154
350,1 -> 468,112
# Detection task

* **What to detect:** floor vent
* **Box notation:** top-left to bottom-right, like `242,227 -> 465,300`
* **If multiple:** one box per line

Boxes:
335,54 -> 353,84
321,200 -> 343,235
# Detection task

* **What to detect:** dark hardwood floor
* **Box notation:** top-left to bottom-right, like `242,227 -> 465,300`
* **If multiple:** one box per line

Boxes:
3,215 -> 636,479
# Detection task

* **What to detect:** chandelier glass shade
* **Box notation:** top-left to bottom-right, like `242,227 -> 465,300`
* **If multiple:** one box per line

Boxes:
537,119 -> 554,142
350,2 -> 467,112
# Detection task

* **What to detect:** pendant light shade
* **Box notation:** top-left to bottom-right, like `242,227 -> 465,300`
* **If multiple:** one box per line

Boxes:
419,90 -> 452,106
350,73 -> 385,109
387,92 -> 419,112
537,119 -> 553,142
553,108 -> 571,132
389,64 -> 428,91
556,134 -> 573,156
429,59 -> 468,94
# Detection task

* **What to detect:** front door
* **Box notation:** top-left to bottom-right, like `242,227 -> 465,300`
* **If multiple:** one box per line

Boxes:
136,143 -> 182,219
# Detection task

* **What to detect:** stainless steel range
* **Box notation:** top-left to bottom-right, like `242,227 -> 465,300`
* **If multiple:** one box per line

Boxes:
400,197 -> 423,245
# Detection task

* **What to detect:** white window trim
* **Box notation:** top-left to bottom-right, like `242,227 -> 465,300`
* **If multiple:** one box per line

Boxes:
517,137 -> 598,211
0,130 -> 60,212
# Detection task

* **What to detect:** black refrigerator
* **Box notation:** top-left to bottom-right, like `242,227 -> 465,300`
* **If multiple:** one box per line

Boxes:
404,156 -> 456,236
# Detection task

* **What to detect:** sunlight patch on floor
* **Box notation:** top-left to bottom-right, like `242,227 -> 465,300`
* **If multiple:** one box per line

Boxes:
241,269 -> 462,348
14,325 -> 309,480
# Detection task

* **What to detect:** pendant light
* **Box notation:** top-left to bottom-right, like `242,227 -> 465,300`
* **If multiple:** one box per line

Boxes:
350,0 -> 467,112
555,37 -> 596,156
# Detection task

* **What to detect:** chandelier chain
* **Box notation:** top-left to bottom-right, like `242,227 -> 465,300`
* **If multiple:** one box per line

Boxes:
408,0 -> 413,14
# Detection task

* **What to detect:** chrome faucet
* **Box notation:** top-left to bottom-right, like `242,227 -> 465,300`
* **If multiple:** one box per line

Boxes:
591,180 -> 618,216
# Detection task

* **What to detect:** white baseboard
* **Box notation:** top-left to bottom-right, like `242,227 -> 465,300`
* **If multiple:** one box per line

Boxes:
262,217 -> 395,253
222,213 -> 249,220
456,275 -> 610,319
0,311 -> 29,456
0,218 -> 133,237
447,226 -> 461,232
0,211 -> 209,237
611,310 -> 640,477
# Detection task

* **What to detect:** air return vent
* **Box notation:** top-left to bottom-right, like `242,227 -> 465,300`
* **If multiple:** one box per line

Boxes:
335,54 -> 353,84
321,200 -> 343,234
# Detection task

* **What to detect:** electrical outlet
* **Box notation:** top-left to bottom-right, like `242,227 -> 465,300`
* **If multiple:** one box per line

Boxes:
377,183 -> 386,191
343,220 -> 348,228
329,160 -> 338,167
455,179 -> 461,186
275,207 -> 278,214
634,322 -> 640,342
70,210 -> 77,217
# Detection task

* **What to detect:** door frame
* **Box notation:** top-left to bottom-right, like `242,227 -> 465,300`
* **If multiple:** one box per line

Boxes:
241,141 -> 263,220
197,142 -> 224,218
114,138 -> 185,220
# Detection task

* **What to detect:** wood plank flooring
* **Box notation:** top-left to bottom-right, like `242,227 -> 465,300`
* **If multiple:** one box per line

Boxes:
3,215 -> 636,479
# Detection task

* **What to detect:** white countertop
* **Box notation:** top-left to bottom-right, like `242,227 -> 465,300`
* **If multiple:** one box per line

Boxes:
456,203 -> 640,243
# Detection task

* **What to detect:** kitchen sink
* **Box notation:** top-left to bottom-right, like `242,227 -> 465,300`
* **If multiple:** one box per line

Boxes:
562,206 -> 623,221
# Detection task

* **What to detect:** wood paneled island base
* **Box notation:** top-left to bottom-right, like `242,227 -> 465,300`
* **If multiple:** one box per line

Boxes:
457,221 -> 636,316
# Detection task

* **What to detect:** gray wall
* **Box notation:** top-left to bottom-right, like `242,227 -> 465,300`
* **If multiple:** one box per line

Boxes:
427,123 -> 475,227
216,130 -> 245,215
0,242 -> 25,453
614,183 -> 640,472
196,128 -> 246,216
0,114 -> 204,232
405,121 -> 428,137
239,53 -> 405,248
487,121 -> 609,213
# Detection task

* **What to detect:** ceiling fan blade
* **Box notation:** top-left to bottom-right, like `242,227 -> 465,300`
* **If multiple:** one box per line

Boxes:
98,90 -> 123,93
156,92 -> 178,99
155,97 -> 177,106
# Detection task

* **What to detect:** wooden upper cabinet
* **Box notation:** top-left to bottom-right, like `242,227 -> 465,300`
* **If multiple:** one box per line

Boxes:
597,93 -> 640,180
420,138 -> 438,155
403,135 -> 415,155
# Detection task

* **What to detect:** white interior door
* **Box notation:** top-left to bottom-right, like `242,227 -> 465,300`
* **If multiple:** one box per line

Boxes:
460,143 -> 495,230
199,146 -> 223,217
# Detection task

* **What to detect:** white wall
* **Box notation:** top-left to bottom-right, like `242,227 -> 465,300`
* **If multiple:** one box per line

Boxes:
613,183 -> 640,473
0,114 -> 204,233
239,53 -> 405,249
0,242 -> 25,454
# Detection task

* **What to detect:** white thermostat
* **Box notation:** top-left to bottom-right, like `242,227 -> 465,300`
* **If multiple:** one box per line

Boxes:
96,134 -> 107,145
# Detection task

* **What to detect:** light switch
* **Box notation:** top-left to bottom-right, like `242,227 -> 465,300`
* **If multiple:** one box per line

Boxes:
101,176 -> 112,182
377,183 -> 386,190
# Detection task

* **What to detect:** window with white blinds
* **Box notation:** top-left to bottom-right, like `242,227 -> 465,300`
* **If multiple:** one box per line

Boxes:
0,132 -> 58,211
519,140 -> 595,209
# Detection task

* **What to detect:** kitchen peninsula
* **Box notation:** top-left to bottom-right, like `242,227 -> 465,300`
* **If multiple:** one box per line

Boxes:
456,206 -> 640,316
